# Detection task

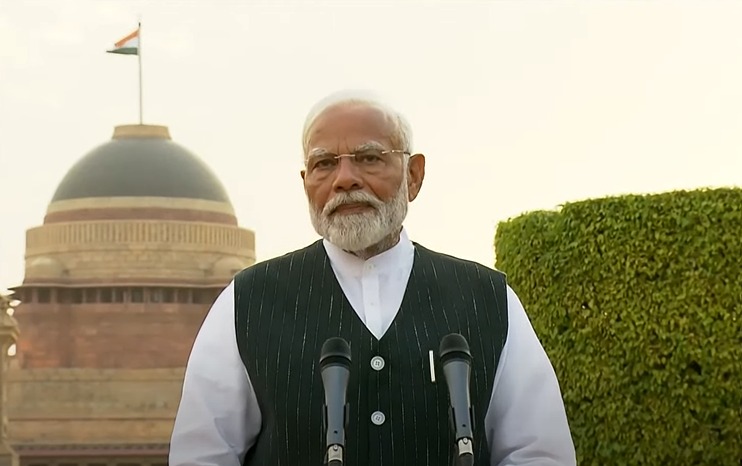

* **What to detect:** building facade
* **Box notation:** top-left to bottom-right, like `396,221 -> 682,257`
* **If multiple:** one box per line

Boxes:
5,124 -> 255,466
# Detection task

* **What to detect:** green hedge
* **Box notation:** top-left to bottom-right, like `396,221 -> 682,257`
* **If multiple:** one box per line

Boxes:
494,188 -> 742,465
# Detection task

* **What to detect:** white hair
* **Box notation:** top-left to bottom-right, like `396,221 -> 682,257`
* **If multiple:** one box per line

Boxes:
308,176 -> 409,252
301,89 -> 414,157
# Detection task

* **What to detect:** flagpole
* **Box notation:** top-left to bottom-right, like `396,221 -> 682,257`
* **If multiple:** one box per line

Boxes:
138,20 -> 143,124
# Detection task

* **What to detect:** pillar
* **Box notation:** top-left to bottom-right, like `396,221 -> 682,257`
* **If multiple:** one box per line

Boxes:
0,294 -> 20,466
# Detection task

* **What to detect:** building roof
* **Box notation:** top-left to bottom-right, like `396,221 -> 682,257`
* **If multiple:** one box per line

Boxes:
50,124 -> 232,204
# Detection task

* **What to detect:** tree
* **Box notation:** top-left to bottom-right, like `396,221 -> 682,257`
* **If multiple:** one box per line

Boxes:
494,188 -> 742,465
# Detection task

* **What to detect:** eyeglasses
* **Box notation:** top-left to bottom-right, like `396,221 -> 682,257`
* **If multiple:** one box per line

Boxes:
305,148 -> 410,179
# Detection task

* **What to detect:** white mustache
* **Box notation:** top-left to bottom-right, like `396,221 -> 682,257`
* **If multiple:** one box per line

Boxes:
323,191 -> 384,216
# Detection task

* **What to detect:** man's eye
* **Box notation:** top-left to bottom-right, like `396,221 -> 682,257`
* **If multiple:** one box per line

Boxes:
356,151 -> 383,163
314,158 -> 336,169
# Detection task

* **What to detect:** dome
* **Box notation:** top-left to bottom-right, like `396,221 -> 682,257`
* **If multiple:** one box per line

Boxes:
50,124 -> 231,204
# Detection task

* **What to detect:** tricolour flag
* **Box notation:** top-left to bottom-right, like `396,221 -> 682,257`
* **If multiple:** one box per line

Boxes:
107,27 -> 139,55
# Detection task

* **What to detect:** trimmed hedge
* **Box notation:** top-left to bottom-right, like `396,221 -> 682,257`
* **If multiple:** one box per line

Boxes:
494,188 -> 742,465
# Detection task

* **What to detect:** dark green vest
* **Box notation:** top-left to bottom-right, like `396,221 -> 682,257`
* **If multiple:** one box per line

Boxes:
234,240 -> 509,465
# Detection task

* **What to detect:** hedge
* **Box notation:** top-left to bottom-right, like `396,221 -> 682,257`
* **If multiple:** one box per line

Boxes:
494,187 -> 742,465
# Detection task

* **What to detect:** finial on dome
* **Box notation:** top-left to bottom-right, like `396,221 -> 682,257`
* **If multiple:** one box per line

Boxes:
112,124 -> 171,140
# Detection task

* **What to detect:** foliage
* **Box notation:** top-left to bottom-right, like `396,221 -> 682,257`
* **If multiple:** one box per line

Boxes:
494,188 -> 742,465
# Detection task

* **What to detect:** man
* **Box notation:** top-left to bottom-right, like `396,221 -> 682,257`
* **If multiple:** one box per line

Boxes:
169,90 -> 576,465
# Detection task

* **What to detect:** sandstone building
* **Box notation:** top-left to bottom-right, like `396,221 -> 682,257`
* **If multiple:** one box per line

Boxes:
5,124 -> 255,466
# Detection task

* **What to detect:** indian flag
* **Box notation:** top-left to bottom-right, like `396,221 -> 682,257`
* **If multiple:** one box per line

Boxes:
107,28 -> 139,55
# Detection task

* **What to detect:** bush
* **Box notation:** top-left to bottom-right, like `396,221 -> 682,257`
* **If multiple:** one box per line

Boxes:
494,188 -> 742,465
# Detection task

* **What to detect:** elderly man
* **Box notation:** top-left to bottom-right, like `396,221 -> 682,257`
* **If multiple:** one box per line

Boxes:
169,91 -> 576,465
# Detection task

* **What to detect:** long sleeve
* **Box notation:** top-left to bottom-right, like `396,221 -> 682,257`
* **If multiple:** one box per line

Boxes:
169,280 -> 262,466
486,286 -> 577,465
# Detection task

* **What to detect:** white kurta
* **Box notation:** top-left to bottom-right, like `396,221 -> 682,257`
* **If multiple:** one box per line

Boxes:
169,229 -> 577,465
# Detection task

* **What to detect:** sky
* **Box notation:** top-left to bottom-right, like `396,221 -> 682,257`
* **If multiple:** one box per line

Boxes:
1,0 -> 741,291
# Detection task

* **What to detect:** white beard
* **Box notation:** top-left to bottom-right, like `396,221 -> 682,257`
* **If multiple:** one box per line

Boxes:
309,176 -> 409,253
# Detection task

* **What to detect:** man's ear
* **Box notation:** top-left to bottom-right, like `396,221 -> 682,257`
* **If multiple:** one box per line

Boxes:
406,153 -> 425,202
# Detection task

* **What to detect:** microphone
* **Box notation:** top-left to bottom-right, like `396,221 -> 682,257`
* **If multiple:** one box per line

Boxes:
319,337 -> 352,466
439,333 -> 475,466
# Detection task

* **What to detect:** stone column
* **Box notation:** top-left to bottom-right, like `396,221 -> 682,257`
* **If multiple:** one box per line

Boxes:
0,294 -> 19,466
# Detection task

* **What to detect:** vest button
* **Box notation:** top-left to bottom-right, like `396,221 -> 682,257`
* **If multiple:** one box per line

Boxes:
370,356 -> 385,371
371,411 -> 386,425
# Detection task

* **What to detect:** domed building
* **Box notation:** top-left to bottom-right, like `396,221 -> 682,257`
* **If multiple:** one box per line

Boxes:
5,124 -> 255,466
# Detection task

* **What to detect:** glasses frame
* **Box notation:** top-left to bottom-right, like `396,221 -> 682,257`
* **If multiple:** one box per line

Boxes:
304,149 -> 411,177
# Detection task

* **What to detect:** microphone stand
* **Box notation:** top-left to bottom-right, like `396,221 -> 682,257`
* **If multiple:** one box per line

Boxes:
439,333 -> 476,466
320,337 -> 351,466
453,437 -> 474,466
326,444 -> 343,466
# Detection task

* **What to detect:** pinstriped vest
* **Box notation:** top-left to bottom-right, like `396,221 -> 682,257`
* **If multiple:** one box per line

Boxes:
234,240 -> 509,466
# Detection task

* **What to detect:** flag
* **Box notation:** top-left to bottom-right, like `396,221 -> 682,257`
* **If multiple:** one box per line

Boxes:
107,27 -> 139,55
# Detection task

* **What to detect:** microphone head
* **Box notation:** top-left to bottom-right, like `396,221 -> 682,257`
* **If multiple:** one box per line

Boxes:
439,333 -> 472,364
320,337 -> 352,370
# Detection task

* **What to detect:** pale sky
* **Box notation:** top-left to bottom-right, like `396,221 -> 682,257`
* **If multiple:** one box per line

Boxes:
1,0 -> 741,290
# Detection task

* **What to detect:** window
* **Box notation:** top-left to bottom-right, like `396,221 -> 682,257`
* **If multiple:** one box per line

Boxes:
130,288 -> 144,303
176,288 -> 190,303
84,288 -> 97,303
100,288 -> 112,303
150,288 -> 163,303
72,289 -> 84,303
37,288 -> 51,303
112,288 -> 126,302
192,290 -> 206,304
58,288 -> 71,303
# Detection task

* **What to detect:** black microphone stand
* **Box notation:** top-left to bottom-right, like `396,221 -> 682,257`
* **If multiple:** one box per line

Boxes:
439,333 -> 476,466
320,337 -> 351,466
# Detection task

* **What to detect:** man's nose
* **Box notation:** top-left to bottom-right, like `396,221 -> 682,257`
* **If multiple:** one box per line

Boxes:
331,157 -> 364,192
